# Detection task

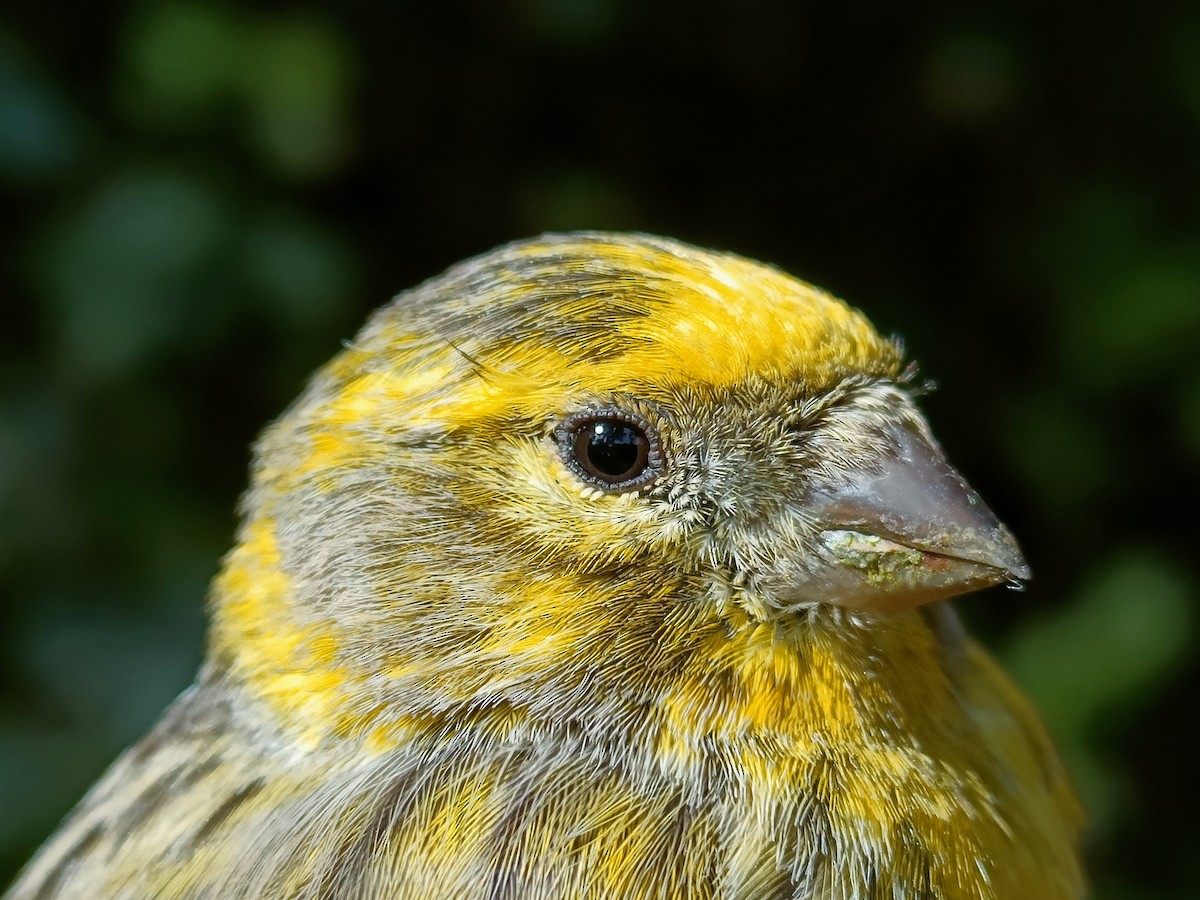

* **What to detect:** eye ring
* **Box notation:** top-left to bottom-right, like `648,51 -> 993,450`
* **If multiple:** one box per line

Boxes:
556,408 -> 663,492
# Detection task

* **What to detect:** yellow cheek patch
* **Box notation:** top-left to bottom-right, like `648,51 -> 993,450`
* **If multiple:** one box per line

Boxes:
211,519 -> 349,747
473,573 -> 612,659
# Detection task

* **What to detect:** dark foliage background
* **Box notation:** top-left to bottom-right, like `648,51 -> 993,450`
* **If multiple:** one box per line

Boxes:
2,2 -> 1197,896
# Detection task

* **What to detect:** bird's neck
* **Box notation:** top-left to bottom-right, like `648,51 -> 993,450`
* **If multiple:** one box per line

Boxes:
207,513 -> 974,759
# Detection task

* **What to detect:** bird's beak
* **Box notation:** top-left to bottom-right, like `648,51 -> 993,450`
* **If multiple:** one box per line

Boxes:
800,419 -> 1029,613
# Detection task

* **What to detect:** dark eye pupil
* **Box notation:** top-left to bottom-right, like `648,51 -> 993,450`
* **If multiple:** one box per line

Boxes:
573,418 -> 649,484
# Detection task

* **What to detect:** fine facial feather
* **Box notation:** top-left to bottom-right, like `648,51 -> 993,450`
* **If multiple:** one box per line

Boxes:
9,233 -> 1084,900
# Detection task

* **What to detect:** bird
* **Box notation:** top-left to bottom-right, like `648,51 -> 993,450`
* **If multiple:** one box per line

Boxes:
7,232 -> 1085,899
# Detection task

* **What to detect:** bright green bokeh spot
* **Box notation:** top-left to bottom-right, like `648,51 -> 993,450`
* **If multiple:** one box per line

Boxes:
121,2 -> 245,121
119,4 -> 354,179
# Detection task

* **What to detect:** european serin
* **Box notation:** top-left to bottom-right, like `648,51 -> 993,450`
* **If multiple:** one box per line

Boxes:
8,233 -> 1085,899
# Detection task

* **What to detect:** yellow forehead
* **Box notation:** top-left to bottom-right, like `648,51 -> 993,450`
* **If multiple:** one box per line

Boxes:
268,233 -> 906,490
326,234 -> 901,422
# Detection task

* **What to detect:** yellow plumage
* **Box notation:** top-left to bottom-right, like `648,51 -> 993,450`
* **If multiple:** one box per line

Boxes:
7,233 -> 1085,899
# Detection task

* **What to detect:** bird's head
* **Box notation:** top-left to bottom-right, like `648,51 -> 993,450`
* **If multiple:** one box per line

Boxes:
209,233 -> 1028,746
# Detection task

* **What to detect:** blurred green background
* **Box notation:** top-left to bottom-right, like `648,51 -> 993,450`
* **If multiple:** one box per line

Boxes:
1,2 -> 1197,896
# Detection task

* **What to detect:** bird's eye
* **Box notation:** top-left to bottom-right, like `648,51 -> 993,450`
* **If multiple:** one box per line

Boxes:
557,410 -> 662,491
